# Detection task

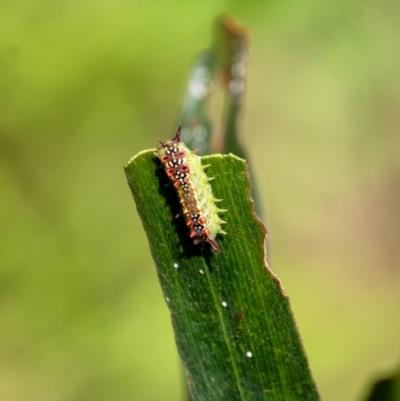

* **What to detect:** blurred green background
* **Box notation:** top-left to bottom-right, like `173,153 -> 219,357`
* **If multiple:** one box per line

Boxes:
1,1 -> 400,401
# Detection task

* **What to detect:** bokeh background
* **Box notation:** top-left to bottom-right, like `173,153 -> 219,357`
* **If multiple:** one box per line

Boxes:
1,1 -> 400,400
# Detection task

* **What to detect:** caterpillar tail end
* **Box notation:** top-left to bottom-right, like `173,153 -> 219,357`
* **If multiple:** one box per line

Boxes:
207,237 -> 221,253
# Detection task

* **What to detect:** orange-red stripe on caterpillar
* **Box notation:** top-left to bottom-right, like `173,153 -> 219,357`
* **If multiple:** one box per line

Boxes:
155,126 -> 226,252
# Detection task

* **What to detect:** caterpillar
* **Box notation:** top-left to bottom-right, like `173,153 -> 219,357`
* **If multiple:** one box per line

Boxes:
156,126 -> 226,253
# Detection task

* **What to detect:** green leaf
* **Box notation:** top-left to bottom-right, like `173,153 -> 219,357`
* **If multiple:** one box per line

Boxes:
177,49 -> 218,155
217,16 -> 249,159
363,366 -> 400,401
216,16 -> 263,217
124,150 -> 320,401
177,16 -> 262,217
177,16 -> 250,159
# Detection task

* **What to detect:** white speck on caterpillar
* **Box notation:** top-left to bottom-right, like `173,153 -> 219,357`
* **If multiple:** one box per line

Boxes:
173,263 -> 179,269
222,301 -> 228,308
246,351 -> 253,358
199,269 -> 204,275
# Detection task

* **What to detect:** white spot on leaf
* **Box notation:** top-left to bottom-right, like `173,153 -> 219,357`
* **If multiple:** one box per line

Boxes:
231,63 -> 246,78
189,81 -> 207,99
229,79 -> 244,95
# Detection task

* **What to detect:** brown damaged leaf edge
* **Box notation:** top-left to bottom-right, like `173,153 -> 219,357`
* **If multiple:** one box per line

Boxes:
241,156 -> 288,297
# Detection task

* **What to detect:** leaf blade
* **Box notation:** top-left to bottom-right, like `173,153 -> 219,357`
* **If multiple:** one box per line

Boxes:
125,150 -> 320,401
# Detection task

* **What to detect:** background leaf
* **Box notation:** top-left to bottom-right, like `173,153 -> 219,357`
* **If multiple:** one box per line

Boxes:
363,365 -> 400,401
178,16 -> 262,216
125,150 -> 320,401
